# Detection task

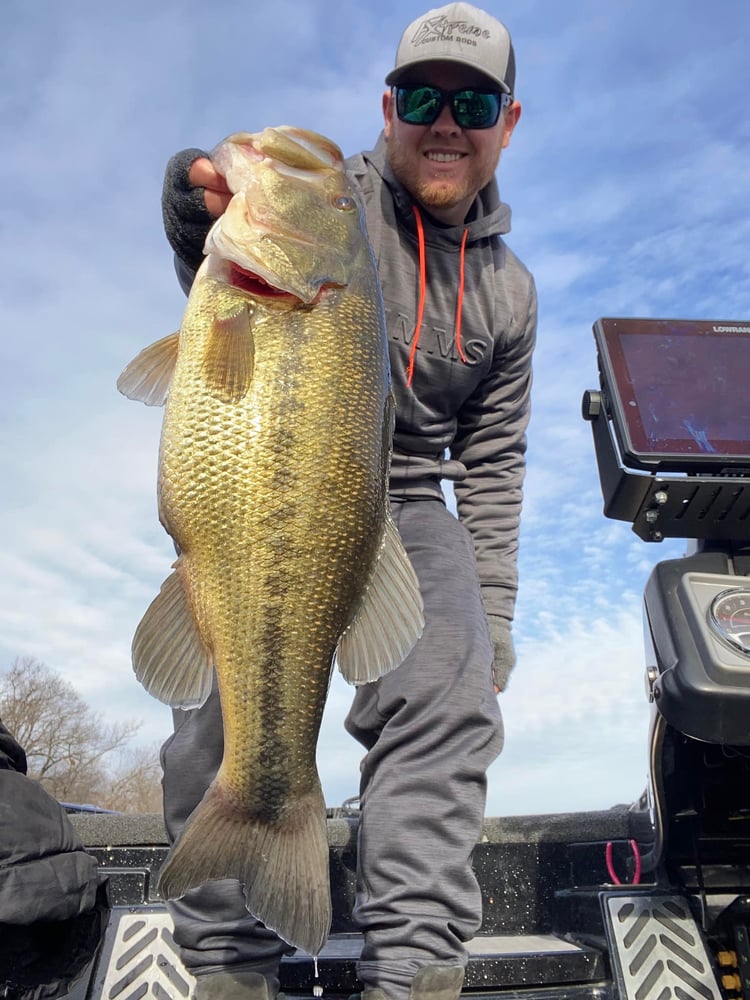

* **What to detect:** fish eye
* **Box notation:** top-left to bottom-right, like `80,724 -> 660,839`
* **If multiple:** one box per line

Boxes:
333,195 -> 357,212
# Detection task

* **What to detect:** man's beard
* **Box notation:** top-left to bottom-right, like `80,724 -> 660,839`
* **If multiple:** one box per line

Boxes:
388,144 -> 475,212
386,138 -> 500,217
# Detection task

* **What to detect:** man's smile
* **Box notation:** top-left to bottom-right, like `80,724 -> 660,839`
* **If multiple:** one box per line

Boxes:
424,151 -> 465,162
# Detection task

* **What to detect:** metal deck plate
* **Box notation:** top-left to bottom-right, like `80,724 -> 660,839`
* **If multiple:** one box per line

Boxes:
605,894 -> 721,1000
95,910 -> 196,1000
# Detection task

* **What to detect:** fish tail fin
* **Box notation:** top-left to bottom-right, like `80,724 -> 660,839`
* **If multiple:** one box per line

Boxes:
158,780 -> 331,955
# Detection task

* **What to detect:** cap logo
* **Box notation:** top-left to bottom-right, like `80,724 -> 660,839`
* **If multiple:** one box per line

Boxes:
411,14 -> 490,48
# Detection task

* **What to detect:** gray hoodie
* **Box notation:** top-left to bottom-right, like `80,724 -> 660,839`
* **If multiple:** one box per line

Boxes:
346,134 -> 537,624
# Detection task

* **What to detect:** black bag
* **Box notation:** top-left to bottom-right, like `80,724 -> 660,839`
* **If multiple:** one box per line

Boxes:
0,722 -> 109,1000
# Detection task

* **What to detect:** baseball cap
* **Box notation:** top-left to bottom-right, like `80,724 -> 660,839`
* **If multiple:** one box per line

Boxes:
385,3 -> 516,95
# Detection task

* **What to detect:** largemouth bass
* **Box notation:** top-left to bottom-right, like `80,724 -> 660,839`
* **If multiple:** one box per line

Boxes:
118,127 -> 423,955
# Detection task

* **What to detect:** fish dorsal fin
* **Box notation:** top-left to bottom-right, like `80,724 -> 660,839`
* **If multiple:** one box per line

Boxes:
117,331 -> 180,406
132,560 -> 214,709
336,512 -> 424,685
202,303 -> 255,403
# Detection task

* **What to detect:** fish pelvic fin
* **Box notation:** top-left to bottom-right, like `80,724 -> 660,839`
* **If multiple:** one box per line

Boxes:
202,302 -> 255,403
336,511 -> 424,685
117,331 -> 180,406
132,562 -> 214,709
158,781 -> 332,956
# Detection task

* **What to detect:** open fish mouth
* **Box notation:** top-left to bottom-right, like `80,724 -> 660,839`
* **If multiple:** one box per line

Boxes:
227,261 -> 342,305
228,262 -> 298,299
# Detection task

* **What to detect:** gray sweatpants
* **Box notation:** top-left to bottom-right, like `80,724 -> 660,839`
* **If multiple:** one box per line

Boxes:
160,498 -> 504,999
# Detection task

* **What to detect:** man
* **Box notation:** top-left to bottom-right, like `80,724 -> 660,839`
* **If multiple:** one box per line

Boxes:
159,4 -> 537,1000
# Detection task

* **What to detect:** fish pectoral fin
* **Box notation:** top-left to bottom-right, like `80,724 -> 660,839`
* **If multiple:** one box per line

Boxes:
202,302 -> 255,403
117,331 -> 180,406
336,512 -> 424,685
132,562 -> 214,709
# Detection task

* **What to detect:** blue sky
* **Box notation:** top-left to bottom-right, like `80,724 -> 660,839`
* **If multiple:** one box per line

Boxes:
1,0 -> 749,817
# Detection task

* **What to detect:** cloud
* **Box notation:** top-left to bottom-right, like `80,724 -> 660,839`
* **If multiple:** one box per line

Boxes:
490,603 -> 653,815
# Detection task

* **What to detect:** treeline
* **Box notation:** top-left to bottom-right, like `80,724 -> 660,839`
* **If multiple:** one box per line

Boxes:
0,657 -> 163,814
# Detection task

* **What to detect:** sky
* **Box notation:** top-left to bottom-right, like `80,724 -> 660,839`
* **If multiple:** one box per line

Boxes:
1,0 -> 749,819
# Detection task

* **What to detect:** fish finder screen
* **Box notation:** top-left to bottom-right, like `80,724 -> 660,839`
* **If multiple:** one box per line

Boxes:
594,317 -> 750,469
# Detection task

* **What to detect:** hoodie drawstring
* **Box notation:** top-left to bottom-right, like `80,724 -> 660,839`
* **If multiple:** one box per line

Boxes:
407,205 -> 427,387
407,204 -> 468,387
455,228 -> 469,364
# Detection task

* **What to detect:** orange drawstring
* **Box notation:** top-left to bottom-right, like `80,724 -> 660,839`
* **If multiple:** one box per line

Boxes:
406,205 -> 468,386
407,205 -> 427,387
455,228 -> 468,363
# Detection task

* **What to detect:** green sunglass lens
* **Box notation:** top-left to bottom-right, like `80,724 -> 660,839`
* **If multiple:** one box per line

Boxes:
399,86 -> 441,124
453,91 -> 500,128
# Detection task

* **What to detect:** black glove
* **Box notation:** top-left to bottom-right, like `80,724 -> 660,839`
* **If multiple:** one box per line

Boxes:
161,147 -> 215,272
487,615 -> 516,692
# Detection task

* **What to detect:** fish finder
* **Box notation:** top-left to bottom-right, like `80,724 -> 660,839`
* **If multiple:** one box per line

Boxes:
583,316 -> 750,882
583,317 -> 750,543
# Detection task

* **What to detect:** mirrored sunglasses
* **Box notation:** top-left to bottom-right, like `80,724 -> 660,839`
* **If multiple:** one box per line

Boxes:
394,85 -> 511,130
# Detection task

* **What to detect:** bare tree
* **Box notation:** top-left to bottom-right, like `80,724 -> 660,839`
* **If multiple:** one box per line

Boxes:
0,657 -> 141,805
100,742 -> 164,814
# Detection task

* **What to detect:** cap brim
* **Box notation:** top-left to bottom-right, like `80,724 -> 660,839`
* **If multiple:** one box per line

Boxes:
385,59 -> 512,94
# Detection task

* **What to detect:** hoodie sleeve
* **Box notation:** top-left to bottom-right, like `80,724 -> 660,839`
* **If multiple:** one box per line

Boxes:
450,269 -> 537,624
175,254 -> 199,296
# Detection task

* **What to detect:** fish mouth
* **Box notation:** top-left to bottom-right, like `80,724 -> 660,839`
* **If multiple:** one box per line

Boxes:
228,262 -> 298,300
226,260 -> 341,305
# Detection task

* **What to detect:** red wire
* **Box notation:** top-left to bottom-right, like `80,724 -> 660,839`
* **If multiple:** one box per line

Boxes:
630,839 -> 642,884
605,840 -> 642,885
605,842 -> 620,884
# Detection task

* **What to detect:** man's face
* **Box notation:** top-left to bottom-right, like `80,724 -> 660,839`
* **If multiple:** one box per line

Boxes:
383,61 -> 521,225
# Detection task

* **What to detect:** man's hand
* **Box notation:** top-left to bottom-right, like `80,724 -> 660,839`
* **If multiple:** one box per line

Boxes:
487,616 -> 516,693
161,148 -> 231,272
188,156 -> 232,218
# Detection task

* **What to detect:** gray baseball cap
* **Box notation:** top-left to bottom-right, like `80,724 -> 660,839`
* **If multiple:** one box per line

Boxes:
385,3 -> 516,95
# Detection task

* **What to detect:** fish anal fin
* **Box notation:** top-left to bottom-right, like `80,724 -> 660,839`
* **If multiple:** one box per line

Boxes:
158,781 -> 331,955
132,561 -> 214,709
202,303 -> 255,403
117,331 -> 180,406
336,512 -> 424,685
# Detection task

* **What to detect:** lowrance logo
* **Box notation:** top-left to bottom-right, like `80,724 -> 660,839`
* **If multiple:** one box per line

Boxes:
713,325 -> 750,333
